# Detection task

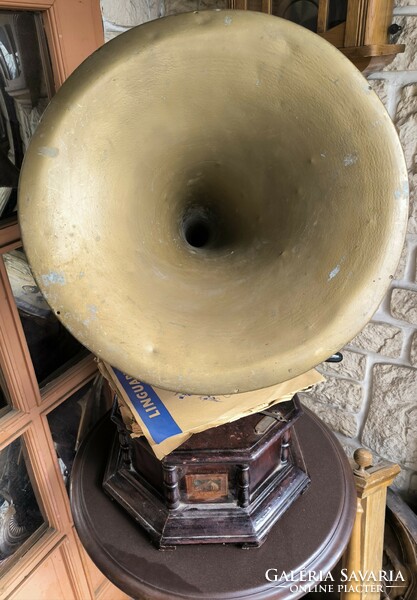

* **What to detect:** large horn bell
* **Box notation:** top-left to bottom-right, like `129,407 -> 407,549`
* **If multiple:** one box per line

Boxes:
18,10 -> 408,394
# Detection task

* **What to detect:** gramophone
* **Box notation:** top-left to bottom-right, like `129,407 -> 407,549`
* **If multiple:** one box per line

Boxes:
17,4 -> 407,587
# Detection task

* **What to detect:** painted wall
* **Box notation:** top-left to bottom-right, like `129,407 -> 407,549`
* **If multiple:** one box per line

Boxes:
100,0 -> 417,509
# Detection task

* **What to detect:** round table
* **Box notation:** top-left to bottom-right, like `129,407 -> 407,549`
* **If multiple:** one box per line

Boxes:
71,408 -> 356,599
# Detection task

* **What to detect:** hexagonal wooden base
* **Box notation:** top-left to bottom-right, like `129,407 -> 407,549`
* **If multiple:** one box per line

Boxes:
103,396 -> 309,548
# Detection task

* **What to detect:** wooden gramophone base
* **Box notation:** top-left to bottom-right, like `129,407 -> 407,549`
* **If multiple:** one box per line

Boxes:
71,407 -> 356,599
103,397 -> 309,548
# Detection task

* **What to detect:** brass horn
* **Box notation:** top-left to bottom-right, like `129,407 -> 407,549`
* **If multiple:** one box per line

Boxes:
18,10 -> 408,395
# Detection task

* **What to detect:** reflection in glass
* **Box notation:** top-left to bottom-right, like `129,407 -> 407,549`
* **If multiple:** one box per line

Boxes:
3,249 -> 87,386
0,369 -> 11,414
0,11 -> 53,220
0,76 -> 20,216
0,36 -> 19,81
268,0 -> 348,32
0,436 -> 45,571
276,0 -> 319,30
48,377 -> 112,491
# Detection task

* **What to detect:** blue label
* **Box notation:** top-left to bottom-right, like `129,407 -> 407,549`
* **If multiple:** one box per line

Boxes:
113,368 -> 182,443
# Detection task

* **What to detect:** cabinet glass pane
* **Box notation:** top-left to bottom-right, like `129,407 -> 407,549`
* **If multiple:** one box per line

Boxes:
3,249 -> 88,387
0,11 -> 53,221
47,377 -> 112,493
262,1 -> 349,32
0,368 -> 12,415
0,390 -> 7,411
0,436 -> 45,573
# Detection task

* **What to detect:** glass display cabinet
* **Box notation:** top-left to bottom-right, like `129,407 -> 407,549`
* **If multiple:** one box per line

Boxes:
230,0 -> 405,73
0,2 -> 127,598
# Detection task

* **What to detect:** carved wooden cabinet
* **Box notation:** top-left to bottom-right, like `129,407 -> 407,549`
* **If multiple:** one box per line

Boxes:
230,0 -> 404,73
0,2 -> 127,598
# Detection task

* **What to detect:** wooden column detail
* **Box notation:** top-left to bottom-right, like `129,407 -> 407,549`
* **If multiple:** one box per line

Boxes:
280,430 -> 291,465
163,465 -> 180,510
317,0 -> 330,34
341,448 -> 401,600
237,464 -> 250,508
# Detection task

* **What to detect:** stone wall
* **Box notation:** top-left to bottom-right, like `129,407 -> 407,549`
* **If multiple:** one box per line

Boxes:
100,0 -> 417,508
300,1 -> 417,510
101,0 -> 227,41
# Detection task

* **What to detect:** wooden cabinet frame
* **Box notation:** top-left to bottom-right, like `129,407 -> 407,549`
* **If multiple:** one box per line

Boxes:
0,3 -> 125,599
0,0 -> 103,89
230,0 -> 404,73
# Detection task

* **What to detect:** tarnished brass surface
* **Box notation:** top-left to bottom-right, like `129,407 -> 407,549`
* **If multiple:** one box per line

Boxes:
18,10 -> 408,394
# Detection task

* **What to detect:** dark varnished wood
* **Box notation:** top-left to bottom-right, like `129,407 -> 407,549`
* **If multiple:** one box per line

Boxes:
70,406 -> 356,599
102,398 -> 310,549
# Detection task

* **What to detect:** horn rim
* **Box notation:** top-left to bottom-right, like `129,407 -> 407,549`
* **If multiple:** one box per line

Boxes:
18,10 -> 409,394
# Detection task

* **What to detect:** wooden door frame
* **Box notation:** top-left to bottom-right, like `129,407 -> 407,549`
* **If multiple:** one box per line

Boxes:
0,0 -> 103,444
0,0 -> 103,89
